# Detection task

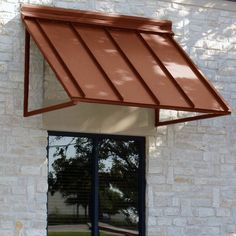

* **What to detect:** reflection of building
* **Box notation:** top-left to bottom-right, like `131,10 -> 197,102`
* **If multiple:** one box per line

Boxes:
48,191 -> 129,222
0,1 -> 236,236
48,192 -> 85,216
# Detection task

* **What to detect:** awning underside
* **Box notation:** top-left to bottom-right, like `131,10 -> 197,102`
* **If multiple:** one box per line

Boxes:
21,5 -> 231,126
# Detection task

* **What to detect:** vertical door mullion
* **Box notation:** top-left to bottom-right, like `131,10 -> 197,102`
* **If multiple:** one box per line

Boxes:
46,135 -> 49,236
92,137 -> 99,236
138,138 -> 146,236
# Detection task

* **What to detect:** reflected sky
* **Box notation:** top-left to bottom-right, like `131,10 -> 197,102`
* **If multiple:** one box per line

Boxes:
48,136 -> 77,173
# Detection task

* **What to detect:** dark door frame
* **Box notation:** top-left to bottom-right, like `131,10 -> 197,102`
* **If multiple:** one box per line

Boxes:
47,130 -> 146,236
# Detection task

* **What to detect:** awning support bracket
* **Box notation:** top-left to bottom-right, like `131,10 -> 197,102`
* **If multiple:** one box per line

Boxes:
155,113 -> 228,127
23,30 -> 76,117
155,109 -> 160,127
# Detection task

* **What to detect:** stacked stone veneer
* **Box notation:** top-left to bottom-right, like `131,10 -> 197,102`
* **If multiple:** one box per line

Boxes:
0,0 -> 236,236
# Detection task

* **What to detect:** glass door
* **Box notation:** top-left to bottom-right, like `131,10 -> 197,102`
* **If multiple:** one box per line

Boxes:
48,136 -> 93,235
98,138 -> 141,236
47,132 -> 145,236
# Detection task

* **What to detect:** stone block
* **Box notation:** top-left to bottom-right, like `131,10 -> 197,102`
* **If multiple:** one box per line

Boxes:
164,207 -> 180,216
173,217 -> 187,226
216,208 -> 231,217
157,217 -> 172,226
198,207 -> 215,217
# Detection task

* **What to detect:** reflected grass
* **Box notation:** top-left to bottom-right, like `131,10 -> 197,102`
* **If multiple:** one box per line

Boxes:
49,232 -> 115,236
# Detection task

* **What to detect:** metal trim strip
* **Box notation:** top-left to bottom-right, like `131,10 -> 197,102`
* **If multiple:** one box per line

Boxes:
21,4 -> 172,34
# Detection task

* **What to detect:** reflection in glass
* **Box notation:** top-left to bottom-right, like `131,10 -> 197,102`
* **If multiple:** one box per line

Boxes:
48,136 -> 92,236
98,139 -> 139,236
48,135 -> 142,236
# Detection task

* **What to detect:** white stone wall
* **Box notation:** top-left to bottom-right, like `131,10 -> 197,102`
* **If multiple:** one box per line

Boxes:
145,2 -> 236,236
0,0 -> 236,236
0,1 -> 48,236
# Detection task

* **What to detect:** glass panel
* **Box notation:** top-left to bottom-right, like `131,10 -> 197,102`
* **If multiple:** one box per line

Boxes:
48,136 -> 92,236
98,138 -> 140,236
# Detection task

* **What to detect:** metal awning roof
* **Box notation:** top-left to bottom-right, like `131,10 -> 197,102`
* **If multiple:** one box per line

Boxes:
21,5 -> 231,126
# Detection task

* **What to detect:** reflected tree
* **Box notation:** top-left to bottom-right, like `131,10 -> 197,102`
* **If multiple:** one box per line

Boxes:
49,137 -> 92,219
49,137 -> 139,223
99,139 -> 139,223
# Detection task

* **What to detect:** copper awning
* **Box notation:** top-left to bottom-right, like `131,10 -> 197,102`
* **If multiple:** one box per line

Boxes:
21,5 -> 231,126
